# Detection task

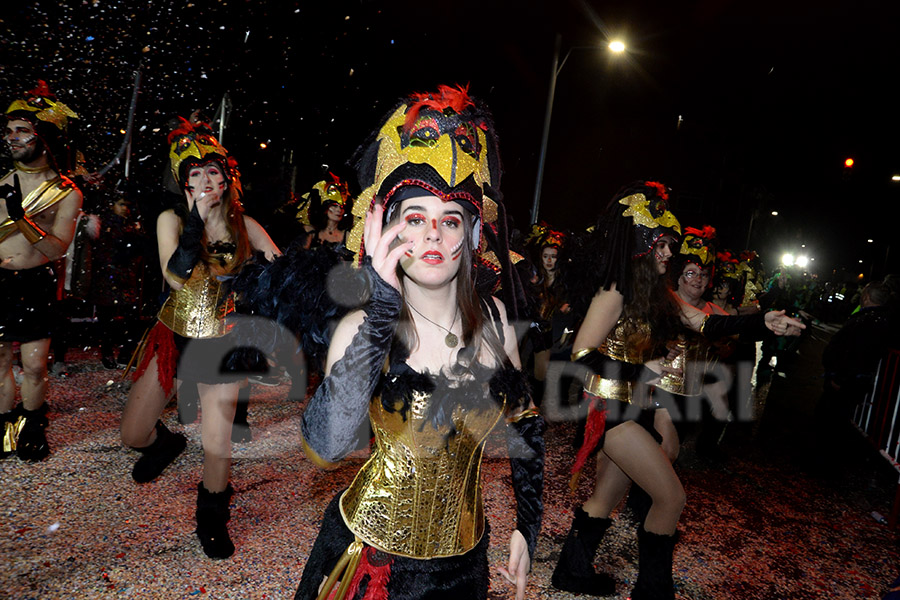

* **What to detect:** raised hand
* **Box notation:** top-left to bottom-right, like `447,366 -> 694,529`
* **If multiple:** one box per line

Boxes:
364,203 -> 412,291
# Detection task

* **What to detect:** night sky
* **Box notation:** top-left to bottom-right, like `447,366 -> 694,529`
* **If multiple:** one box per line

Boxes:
2,0 -> 898,281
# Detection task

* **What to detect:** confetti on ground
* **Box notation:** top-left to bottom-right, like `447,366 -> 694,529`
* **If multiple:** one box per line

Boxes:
1,335 -> 897,598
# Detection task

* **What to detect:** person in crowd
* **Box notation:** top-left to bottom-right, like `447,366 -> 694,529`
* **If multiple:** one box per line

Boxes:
815,280 -> 899,470
92,196 -> 148,368
0,81 -> 83,462
298,173 -> 356,252
294,85 -> 543,600
524,223 -> 572,405
551,181 -> 804,598
119,119 -> 279,559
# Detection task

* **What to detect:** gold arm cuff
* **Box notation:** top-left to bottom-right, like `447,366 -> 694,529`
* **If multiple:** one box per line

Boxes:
571,347 -> 596,362
300,430 -> 342,471
508,406 -> 540,423
698,313 -> 711,335
17,218 -> 46,244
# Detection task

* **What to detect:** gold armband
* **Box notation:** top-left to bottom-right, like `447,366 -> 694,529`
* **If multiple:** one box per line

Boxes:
698,313 -> 711,335
571,347 -> 596,362
16,218 -> 47,244
508,406 -> 540,423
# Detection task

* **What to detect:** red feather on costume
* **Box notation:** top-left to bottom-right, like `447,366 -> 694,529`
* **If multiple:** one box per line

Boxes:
339,546 -> 391,600
403,84 -> 474,131
132,322 -> 178,398
27,80 -> 54,99
644,181 -> 669,200
570,394 -> 607,489
684,225 -> 716,239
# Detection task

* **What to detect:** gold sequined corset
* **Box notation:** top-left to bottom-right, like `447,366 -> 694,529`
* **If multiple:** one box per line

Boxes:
654,333 -> 711,397
158,258 -> 235,339
585,316 -> 653,403
340,371 -> 507,559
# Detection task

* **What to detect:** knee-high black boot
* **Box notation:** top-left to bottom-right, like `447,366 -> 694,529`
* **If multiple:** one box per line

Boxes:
551,507 -> 617,596
196,482 -> 235,559
631,526 -> 677,600
131,420 -> 187,483
16,404 -> 50,462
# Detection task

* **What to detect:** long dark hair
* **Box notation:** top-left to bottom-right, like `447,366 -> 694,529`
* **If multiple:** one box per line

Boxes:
620,251 -> 682,355
172,168 -> 251,275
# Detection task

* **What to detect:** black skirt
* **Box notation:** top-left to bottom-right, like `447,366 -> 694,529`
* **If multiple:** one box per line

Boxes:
295,492 -> 490,600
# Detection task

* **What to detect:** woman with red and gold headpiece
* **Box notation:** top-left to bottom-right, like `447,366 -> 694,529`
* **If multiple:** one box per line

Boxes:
552,182 -> 803,598
119,118 -> 279,559
294,86 -> 542,600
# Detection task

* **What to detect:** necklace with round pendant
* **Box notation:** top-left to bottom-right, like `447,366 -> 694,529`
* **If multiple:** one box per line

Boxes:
444,332 -> 459,348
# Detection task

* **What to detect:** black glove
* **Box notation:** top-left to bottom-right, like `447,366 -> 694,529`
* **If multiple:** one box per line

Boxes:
2,174 -> 25,221
166,203 -> 206,280
508,412 -> 545,563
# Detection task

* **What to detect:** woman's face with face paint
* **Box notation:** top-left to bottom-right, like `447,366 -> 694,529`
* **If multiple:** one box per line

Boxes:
392,193 -> 467,289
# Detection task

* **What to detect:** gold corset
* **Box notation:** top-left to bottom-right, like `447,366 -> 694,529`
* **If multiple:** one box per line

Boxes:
340,384 -> 506,559
654,334 -> 710,397
583,317 -> 653,403
158,260 -> 235,338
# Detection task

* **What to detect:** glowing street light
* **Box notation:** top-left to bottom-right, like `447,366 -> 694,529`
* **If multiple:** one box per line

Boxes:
771,211 -> 779,216
609,40 -> 626,53
844,158 -> 854,168
892,175 -> 900,182
868,239 -> 874,243
795,256 -> 809,268
782,253 -> 795,266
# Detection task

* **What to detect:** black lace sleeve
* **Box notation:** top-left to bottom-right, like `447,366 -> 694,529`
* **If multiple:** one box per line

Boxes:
507,409 -> 545,563
300,264 -> 401,465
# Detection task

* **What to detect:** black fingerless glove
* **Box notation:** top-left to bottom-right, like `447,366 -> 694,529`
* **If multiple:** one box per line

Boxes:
300,263 -> 402,464
507,413 -> 545,563
166,204 -> 205,281
2,174 -> 25,220
574,348 -> 657,383
701,313 -> 769,341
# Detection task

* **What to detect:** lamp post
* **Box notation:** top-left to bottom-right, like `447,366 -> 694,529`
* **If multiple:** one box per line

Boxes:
530,34 -> 625,225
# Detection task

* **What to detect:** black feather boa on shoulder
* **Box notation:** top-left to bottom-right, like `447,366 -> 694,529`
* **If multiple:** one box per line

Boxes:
228,240 -> 368,365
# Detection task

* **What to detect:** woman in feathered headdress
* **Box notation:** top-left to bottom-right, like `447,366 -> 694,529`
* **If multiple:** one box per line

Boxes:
119,118 -> 279,559
294,85 -> 543,600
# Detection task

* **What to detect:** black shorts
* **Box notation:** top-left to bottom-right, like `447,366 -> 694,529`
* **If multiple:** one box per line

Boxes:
0,264 -> 56,343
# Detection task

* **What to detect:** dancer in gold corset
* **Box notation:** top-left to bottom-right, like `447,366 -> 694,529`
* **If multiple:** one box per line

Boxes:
119,119 -> 278,559
295,85 -> 544,600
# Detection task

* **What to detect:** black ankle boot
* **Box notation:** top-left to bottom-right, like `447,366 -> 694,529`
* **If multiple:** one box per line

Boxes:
196,482 -> 235,559
17,404 -> 50,462
131,420 -> 187,483
551,507 -> 617,596
631,527 -> 677,600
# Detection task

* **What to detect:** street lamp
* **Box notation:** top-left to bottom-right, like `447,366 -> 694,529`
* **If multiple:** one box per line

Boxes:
530,34 -> 626,224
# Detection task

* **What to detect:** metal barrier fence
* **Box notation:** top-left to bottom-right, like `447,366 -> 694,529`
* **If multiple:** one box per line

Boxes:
853,349 -> 900,527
